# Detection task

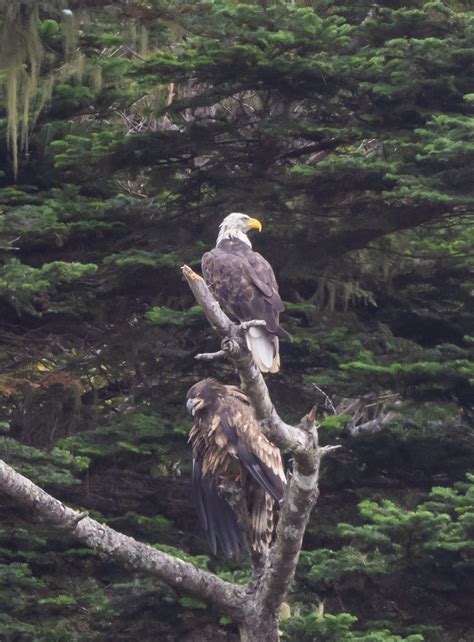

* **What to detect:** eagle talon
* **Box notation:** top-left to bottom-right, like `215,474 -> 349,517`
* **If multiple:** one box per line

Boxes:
240,319 -> 267,331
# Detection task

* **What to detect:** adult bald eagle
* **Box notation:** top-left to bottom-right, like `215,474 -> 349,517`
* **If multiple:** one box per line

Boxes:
202,212 -> 291,373
186,378 -> 286,557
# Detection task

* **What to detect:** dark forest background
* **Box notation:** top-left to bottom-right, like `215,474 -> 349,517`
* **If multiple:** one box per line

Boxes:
0,1 -> 473,640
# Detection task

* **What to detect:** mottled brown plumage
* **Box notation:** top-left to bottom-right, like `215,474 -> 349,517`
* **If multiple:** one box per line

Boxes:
202,213 -> 291,373
186,378 -> 286,557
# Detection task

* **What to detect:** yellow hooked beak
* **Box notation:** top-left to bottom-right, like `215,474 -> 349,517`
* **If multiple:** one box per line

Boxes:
247,217 -> 262,232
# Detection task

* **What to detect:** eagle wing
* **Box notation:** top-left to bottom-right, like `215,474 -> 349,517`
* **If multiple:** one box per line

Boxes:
245,249 -> 283,310
218,395 -> 286,504
190,415 -> 248,557
246,483 -> 275,553
216,395 -> 286,552
192,459 -> 248,557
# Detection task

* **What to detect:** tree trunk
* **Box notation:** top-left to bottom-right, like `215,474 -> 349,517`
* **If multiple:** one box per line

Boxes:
239,612 -> 280,642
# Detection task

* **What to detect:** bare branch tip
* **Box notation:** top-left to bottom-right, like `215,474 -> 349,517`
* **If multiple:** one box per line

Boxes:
300,405 -> 318,430
195,350 -> 226,361
181,265 -> 202,281
320,445 -> 342,456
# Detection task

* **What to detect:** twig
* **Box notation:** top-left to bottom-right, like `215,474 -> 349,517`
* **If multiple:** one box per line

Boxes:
195,349 -> 226,361
0,235 -> 21,251
321,445 -> 342,456
312,384 -> 337,415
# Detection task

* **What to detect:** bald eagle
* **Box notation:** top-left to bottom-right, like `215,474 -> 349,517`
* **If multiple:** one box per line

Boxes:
186,378 -> 286,557
202,212 -> 291,373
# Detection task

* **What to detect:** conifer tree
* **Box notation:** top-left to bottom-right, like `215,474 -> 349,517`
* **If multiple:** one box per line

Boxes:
0,1 -> 472,639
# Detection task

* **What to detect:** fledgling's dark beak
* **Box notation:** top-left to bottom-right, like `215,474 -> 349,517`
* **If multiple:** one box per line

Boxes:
186,397 -> 199,415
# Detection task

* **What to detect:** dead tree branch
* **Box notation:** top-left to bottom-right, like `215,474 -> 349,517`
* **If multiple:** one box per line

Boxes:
0,459 -> 244,619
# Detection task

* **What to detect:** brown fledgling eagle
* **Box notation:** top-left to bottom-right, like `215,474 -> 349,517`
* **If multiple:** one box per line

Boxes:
186,378 -> 286,557
202,212 -> 291,373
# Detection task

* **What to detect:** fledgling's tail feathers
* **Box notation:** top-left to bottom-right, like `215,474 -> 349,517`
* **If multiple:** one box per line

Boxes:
245,326 -> 279,373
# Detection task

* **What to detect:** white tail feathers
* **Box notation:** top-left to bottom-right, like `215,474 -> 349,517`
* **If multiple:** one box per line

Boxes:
245,326 -> 280,373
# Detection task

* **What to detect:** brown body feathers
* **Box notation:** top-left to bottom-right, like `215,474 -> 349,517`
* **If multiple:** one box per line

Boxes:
186,378 -> 286,557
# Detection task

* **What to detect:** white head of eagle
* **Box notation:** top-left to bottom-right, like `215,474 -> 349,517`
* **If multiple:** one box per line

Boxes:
216,212 -> 262,247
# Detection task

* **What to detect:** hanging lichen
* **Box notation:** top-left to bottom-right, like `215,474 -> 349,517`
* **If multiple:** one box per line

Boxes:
29,76 -> 55,135
5,67 -> 19,176
61,9 -> 78,59
139,24 -> 149,57
128,21 -> 138,50
89,66 -> 103,93
0,2 -> 166,178
327,281 -> 337,312
0,1 -> 82,178
0,1 -> 45,177
73,54 -> 86,85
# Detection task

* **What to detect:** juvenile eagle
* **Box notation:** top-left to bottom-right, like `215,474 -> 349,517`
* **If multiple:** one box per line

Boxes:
186,378 -> 286,557
202,212 -> 291,373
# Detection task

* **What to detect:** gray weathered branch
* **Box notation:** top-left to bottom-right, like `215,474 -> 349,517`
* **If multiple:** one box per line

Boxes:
0,459 -> 244,619
256,409 -> 320,615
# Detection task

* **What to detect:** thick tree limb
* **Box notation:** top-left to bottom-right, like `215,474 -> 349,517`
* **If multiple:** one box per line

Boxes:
0,459 -> 244,619
256,409 -> 321,617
